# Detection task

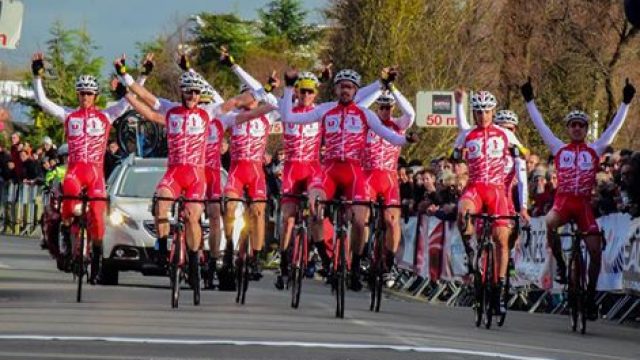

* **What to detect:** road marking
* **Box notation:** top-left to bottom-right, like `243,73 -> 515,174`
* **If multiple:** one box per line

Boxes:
0,335 -> 555,360
0,261 -> 10,269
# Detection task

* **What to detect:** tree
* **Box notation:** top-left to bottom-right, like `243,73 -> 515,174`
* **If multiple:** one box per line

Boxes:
258,0 -> 320,47
19,21 -> 104,146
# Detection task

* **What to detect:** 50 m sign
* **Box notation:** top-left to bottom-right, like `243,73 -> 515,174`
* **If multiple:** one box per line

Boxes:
416,91 -> 461,128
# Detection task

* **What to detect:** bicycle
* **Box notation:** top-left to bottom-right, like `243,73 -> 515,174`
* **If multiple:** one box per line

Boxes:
366,196 -> 403,313
152,194 -> 207,308
60,189 -> 109,303
223,188 -> 268,305
281,193 -> 311,309
558,222 -> 604,334
201,197 -> 223,290
465,212 -> 521,329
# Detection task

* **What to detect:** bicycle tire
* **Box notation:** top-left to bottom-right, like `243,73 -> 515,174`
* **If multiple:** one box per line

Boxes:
568,246 -> 580,332
236,242 -> 245,304
372,229 -> 384,313
193,254 -> 201,306
483,245 -> 494,329
170,228 -> 183,309
291,228 -> 306,309
578,251 -> 587,335
76,225 -> 86,303
474,268 -> 483,327
335,231 -> 346,319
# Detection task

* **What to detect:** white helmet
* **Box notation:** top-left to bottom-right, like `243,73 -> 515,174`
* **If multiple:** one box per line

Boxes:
296,71 -> 320,89
334,69 -> 361,87
375,92 -> 396,106
179,71 -> 204,92
470,91 -> 497,111
564,110 -> 589,125
75,75 -> 99,93
200,83 -> 215,103
494,110 -> 519,126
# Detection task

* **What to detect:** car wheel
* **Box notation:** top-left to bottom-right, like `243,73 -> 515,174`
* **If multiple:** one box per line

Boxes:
101,260 -> 119,285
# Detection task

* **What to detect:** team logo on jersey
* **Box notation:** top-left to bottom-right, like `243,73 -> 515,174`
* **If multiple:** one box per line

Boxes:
325,114 -> 340,133
186,113 -> 205,135
168,114 -> 184,135
466,138 -> 483,160
207,123 -> 219,143
232,122 -> 247,136
559,150 -> 576,168
67,117 -> 83,137
486,136 -> 505,158
285,123 -> 300,136
86,116 -> 105,136
302,122 -> 319,137
578,150 -> 594,170
344,114 -> 363,133
249,119 -> 266,137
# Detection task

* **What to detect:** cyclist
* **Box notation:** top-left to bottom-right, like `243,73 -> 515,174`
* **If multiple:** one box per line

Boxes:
279,68 -> 415,292
358,83 -> 415,286
115,57 -> 276,290
31,52 -> 136,284
520,77 -> 635,320
453,90 -> 525,314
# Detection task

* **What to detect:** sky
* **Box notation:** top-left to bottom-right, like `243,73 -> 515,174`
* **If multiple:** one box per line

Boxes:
0,0 -> 328,70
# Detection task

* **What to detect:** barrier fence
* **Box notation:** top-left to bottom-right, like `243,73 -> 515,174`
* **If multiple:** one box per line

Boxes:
392,212 -> 640,324
0,182 -> 44,237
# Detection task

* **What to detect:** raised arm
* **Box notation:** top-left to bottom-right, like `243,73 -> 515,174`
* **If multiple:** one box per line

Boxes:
355,80 -> 383,104
357,86 -> 383,109
124,93 -> 165,125
363,108 -> 407,146
592,80 -> 635,155
520,78 -> 563,155
454,88 -> 471,131
32,77 -> 70,122
391,85 -> 415,130
279,86 -> 326,124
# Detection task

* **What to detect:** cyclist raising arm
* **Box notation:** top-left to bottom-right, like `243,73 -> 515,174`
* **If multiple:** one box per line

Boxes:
520,77 -> 634,320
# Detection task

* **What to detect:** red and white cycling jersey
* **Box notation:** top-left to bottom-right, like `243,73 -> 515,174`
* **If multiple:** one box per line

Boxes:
230,111 -> 277,161
282,104 -> 321,162
455,125 -> 521,186
364,118 -> 404,171
204,114 -> 236,169
554,143 -> 599,196
165,106 -> 210,167
65,108 -> 111,165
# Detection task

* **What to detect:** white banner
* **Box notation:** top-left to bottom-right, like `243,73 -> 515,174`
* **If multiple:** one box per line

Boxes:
596,213 -> 632,291
513,217 -> 553,289
622,217 -> 640,295
441,221 -> 468,281
0,1 -> 24,50
398,216 -> 419,270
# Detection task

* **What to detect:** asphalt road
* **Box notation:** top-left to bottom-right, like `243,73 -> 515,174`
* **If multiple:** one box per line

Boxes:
0,235 -> 638,360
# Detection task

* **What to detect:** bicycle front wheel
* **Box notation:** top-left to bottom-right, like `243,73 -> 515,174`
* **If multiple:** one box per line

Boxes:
291,228 -> 306,309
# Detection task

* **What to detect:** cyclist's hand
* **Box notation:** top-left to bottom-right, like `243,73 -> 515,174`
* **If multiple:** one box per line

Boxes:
454,88 -> 465,104
111,76 -> 127,99
284,69 -> 299,87
623,78 -> 635,104
520,209 -> 531,225
264,70 -> 280,93
177,50 -> 190,72
521,76 -> 534,102
219,46 -> 235,67
31,52 -> 45,77
380,66 -> 397,87
141,53 -> 154,76
405,132 -> 419,144
114,54 -> 127,76
320,61 -> 333,83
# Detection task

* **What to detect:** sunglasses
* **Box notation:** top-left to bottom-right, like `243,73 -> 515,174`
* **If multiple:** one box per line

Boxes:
78,91 -> 96,96
184,89 -> 201,95
379,105 -> 392,110
299,88 -> 315,95
569,121 -> 587,129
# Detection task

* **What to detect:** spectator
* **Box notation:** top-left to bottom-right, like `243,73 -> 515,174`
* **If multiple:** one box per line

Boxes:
104,141 -> 123,178
530,168 -> 554,217
399,167 -> 414,206
526,153 -> 540,177
415,169 -> 438,214
10,132 -> 24,179
41,136 -> 57,160
4,161 -> 19,183
21,150 -> 42,183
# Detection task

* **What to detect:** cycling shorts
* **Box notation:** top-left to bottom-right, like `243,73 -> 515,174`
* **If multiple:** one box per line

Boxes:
459,182 -> 510,228
365,169 -> 400,206
310,160 -> 368,201
156,164 -> 206,201
61,162 -> 107,240
551,194 -> 599,234
224,160 -> 267,200
205,166 -> 222,200
281,160 -> 321,205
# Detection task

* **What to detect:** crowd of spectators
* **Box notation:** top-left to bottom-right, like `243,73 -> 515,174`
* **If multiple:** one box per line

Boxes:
0,132 -> 59,186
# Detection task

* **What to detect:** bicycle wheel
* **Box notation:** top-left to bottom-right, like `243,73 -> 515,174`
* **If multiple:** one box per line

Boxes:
568,252 -> 579,332
170,230 -> 183,309
335,231 -> 347,319
291,228 -> 306,309
193,253 -> 201,306
497,259 -> 513,327
370,229 -> 384,313
577,252 -> 587,335
75,225 -> 86,303
482,245 -> 494,329
474,267 -> 484,327
241,246 -> 250,305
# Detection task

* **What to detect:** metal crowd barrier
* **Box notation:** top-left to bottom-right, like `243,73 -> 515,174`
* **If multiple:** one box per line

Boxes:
0,181 -> 44,237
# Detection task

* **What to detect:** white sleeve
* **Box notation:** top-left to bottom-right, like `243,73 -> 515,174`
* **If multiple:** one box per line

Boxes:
515,157 -> 528,209
363,107 -> 407,146
591,102 -> 629,155
392,87 -> 415,130
232,64 -> 262,92
355,80 -> 382,103
136,75 -> 147,86
219,111 -> 238,130
32,78 -> 70,122
279,87 -> 326,124
152,98 -> 177,116
212,90 -> 225,105
456,103 -> 471,131
203,103 -> 223,120
503,128 -> 523,148
525,100 -> 564,155
357,87 -> 382,109
103,98 -> 131,124
454,129 -> 469,148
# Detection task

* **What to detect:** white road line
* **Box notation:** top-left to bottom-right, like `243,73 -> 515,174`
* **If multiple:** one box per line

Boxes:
0,261 -> 11,269
0,335 -> 555,360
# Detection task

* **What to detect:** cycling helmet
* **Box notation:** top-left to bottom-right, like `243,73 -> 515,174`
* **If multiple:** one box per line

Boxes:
296,71 -> 320,91
179,71 -> 204,92
494,110 -> 519,126
375,92 -> 396,106
200,83 -> 215,103
470,91 -> 497,111
564,110 -> 589,125
57,143 -> 68,157
75,75 -> 99,93
334,69 -> 361,87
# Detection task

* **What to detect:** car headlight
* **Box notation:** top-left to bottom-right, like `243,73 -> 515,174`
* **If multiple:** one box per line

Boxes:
109,209 -> 125,226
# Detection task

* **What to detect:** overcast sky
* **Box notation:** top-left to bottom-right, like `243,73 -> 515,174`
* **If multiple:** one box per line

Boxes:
1,0 -> 327,70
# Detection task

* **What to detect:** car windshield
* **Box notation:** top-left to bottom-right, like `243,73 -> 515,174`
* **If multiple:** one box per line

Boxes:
117,166 -> 165,198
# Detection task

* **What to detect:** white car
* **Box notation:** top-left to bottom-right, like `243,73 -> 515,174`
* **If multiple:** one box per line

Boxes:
101,155 -> 243,285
